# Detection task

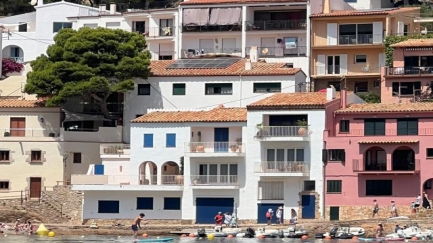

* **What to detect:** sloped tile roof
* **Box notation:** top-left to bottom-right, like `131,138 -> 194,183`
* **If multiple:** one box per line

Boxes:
310,7 -> 419,18
180,0 -> 306,5
0,100 -> 46,108
149,59 -> 302,77
358,140 -> 419,144
247,92 -> 338,110
391,39 -> 433,47
335,103 -> 433,113
132,107 -> 247,123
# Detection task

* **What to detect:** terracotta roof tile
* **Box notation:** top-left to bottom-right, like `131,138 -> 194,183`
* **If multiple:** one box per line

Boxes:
0,100 -> 46,108
247,92 -> 338,109
310,7 -> 419,18
358,140 -> 419,144
149,59 -> 302,77
131,107 -> 246,123
391,39 -> 433,47
180,0 -> 305,5
335,103 -> 433,113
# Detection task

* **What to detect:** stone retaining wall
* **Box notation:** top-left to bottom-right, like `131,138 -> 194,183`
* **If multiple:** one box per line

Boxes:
325,206 -> 431,221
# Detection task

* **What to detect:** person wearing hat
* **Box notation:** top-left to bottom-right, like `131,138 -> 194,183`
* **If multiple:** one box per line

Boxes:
276,207 -> 283,224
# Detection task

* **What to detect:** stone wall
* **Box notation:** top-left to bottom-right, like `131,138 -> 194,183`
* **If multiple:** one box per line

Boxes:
43,185 -> 83,223
324,205 -> 431,221
84,219 -> 184,225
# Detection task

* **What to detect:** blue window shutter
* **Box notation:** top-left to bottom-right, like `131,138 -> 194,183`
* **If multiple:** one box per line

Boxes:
164,197 -> 181,210
94,165 -> 104,175
137,197 -> 154,209
143,134 -> 153,148
166,134 -> 176,147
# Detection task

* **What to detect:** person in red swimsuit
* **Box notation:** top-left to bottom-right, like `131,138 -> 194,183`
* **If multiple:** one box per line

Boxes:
214,212 -> 223,226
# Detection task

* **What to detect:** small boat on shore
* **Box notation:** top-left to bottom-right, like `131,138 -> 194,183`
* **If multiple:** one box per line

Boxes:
358,237 -> 404,242
196,226 -> 241,238
316,225 -> 365,239
279,226 -> 308,238
137,238 -> 174,242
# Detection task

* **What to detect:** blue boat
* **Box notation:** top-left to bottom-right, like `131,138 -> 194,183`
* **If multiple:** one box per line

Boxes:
137,238 -> 174,242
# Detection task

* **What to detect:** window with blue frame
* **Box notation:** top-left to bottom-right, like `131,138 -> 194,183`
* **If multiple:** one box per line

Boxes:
143,134 -> 153,148
164,197 -> 181,210
166,134 -> 176,148
137,197 -> 154,209
98,200 -> 119,213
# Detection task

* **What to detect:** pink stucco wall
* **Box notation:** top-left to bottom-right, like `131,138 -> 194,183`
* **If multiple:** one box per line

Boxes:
324,112 -> 433,206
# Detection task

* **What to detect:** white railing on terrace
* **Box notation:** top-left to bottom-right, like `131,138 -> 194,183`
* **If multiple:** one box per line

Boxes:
256,126 -> 310,137
2,128 -> 59,138
185,142 -> 245,153
71,174 -> 184,186
6,57 -> 24,63
190,175 -> 238,186
100,144 -> 130,155
255,161 -> 309,174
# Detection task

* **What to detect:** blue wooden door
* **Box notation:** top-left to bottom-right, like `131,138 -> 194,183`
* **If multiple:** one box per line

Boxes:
301,195 -> 315,219
94,165 -> 104,175
214,128 -> 229,152
196,198 -> 233,224
257,203 -> 283,223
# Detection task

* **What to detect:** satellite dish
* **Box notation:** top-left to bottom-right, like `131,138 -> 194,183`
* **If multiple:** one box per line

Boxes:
30,0 -> 37,6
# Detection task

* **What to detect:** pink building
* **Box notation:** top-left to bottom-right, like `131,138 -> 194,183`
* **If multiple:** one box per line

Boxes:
324,89 -> 433,221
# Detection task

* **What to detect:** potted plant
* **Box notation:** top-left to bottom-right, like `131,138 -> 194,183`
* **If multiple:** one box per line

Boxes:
236,137 -> 243,152
190,144 -> 197,152
4,132 -> 10,137
230,144 -> 238,152
103,146 -> 110,154
196,131 -> 205,152
116,145 -> 123,154
297,119 -> 309,135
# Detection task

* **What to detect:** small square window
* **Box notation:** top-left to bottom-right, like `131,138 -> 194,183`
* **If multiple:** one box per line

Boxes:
138,84 -> 151,95
73,153 -> 81,164
166,134 -> 176,148
0,151 -> 10,161
339,120 -> 350,133
327,180 -> 342,193
31,151 -> 42,162
137,197 -> 153,209
143,134 -> 153,148
328,149 -> 345,162
355,54 -> 367,63
355,82 -> 368,93
304,181 -> 315,191
173,83 -> 186,95
0,181 -> 10,190
427,148 -> 433,158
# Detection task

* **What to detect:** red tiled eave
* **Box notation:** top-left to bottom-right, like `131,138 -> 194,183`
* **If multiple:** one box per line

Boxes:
358,140 -> 419,144
0,100 -> 47,108
391,39 -> 433,48
180,0 -> 306,5
310,7 -> 420,18
335,103 -> 433,114
247,92 -> 340,110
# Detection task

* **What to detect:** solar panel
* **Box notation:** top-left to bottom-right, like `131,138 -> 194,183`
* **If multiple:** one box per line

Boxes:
166,58 -> 241,69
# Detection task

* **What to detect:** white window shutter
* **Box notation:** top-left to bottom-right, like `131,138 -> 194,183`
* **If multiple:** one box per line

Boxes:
397,22 -> 404,36
317,55 -> 326,75
373,22 -> 383,44
327,23 -> 338,46
340,54 -> 348,75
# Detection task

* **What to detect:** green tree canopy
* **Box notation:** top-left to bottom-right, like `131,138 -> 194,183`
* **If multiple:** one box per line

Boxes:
24,27 -> 151,117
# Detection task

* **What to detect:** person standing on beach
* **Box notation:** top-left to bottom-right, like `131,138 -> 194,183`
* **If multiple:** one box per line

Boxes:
132,213 -> 147,240
372,200 -> 379,218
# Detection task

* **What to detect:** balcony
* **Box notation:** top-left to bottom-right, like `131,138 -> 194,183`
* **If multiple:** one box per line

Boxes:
245,20 -> 306,31
181,48 -> 242,58
315,64 -> 380,76
0,128 -> 59,141
352,159 -> 420,174
190,175 -> 239,189
60,126 -> 122,142
185,142 -> 245,157
181,24 -> 241,32
337,129 -> 433,137
144,27 -> 175,38
100,144 -> 130,155
338,34 -> 383,45
245,46 -> 306,57
254,161 -> 309,176
385,67 -> 433,77
255,126 -> 310,141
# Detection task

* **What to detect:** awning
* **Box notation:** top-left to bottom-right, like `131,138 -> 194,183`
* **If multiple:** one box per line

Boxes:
62,109 -> 111,122
358,140 -> 419,144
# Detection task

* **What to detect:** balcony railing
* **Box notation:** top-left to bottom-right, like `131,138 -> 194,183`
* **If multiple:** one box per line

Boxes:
315,64 -> 380,76
2,128 -> 59,138
352,159 -> 420,173
185,142 -> 245,153
154,51 -> 176,59
245,20 -> 306,31
181,24 -> 242,32
338,34 -> 383,45
100,144 -> 130,155
385,67 -> 433,76
256,126 -> 310,138
338,129 -> 433,137
190,175 -> 238,186
6,57 -> 24,63
245,46 -> 306,57
181,48 -> 242,58
71,174 -> 183,186
255,161 -> 309,174
134,27 -> 175,37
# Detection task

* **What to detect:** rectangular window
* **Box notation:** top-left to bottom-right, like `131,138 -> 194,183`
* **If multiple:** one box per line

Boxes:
166,133 -> 176,148
53,22 -> 73,33
73,153 -> 82,164
205,83 -> 233,95
339,23 -> 373,44
364,119 -> 385,136
286,149 -> 304,162
138,84 -> 151,95
83,23 -> 98,28
344,0 -> 357,2
327,56 -> 340,74
427,148 -> 433,158
397,118 -> 418,135
31,151 -> 42,162
366,180 -> 392,196
355,54 -> 367,63
327,180 -> 342,193
392,82 -> 421,96
18,23 -> 27,32
143,134 -> 153,148
173,83 -> 186,95
98,200 -> 119,213
137,197 -> 153,209
106,22 -> 121,28
355,82 -> 368,93
339,120 -> 350,133
328,149 -> 345,161
253,83 -> 281,93
0,181 -> 9,190
164,197 -> 181,210
0,151 -> 10,161
304,181 -> 315,191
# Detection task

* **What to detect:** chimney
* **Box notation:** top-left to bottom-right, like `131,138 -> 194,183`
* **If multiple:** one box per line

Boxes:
323,0 -> 330,14
37,0 -> 44,6
99,4 -> 107,12
245,60 -> 252,70
110,3 -> 117,15
326,85 -> 336,101
249,46 -> 258,63
217,104 -> 224,109
340,88 -> 347,109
